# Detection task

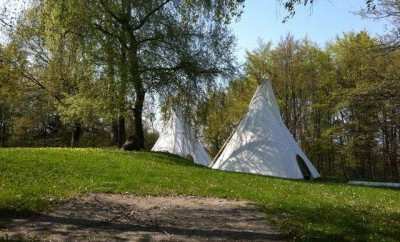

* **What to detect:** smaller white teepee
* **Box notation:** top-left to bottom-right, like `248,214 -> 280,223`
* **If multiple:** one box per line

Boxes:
152,110 -> 211,166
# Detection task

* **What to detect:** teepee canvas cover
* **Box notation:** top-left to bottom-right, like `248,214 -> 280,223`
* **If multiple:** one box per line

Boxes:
211,80 -> 320,179
152,110 -> 211,166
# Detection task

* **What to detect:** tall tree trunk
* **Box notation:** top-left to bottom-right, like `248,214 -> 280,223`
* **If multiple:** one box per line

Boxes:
127,39 -> 145,150
133,86 -> 145,150
0,107 -> 6,147
0,123 -> 5,147
70,122 -> 82,147
118,117 -> 126,146
390,126 -> 399,181
382,110 -> 390,180
112,116 -> 126,147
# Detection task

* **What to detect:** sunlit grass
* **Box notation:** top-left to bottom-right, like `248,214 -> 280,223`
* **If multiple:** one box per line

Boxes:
0,148 -> 399,242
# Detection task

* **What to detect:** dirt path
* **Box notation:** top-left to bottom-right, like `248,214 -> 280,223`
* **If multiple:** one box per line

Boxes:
1,193 -> 286,241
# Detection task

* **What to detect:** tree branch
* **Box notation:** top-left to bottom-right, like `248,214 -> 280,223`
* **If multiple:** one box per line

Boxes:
133,0 -> 172,31
0,53 -> 65,105
93,22 -> 128,49
21,71 -> 65,105
99,0 -> 124,24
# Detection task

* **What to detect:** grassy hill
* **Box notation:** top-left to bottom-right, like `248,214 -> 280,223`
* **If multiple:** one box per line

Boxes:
0,148 -> 399,242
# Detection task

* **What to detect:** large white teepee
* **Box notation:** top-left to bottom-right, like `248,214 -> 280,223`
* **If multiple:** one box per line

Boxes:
152,110 -> 211,166
211,80 -> 320,179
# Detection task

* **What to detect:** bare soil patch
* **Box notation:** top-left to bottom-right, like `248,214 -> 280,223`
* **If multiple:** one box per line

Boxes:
1,193 -> 286,241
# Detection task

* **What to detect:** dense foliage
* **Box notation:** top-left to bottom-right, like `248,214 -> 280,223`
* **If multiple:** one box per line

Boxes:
0,0 -> 241,148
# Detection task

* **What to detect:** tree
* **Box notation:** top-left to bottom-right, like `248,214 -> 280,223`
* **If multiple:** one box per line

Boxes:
200,77 -> 257,155
0,43 -> 19,146
79,0 -> 240,149
1,0 -> 241,148
361,0 -> 400,50
281,0 -> 376,16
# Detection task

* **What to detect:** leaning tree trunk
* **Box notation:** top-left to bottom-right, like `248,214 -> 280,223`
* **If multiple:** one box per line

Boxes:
70,122 -> 82,147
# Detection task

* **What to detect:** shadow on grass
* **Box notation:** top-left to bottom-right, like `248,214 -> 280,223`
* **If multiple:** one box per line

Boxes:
147,151 -> 206,168
264,203 -> 400,242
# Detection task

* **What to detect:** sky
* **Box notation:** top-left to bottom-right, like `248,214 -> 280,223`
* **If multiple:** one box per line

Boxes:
232,0 -> 390,63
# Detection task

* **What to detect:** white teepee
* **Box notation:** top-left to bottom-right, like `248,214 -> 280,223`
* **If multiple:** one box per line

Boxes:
152,110 -> 211,166
211,80 -> 320,179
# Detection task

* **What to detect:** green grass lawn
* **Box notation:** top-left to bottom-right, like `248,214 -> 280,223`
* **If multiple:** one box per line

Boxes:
0,148 -> 399,242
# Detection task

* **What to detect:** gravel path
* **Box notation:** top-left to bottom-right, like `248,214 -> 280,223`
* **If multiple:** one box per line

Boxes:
1,193 -> 286,241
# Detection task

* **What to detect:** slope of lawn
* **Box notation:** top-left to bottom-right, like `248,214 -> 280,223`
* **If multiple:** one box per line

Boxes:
0,148 -> 399,242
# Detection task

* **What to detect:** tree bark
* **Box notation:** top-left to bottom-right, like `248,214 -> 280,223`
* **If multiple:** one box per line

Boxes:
0,123 -> 6,147
112,116 -> 126,147
127,39 -> 145,150
390,126 -> 399,181
0,107 -> 7,147
133,86 -> 145,150
70,122 -> 82,147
